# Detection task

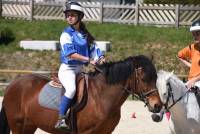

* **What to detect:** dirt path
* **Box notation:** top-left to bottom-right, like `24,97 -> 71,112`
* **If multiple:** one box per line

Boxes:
0,97 -> 170,134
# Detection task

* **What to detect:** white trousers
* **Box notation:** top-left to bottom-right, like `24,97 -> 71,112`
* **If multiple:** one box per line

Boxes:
58,63 -> 82,99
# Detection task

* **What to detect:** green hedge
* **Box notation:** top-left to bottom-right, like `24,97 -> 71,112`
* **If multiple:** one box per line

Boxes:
0,27 -> 15,45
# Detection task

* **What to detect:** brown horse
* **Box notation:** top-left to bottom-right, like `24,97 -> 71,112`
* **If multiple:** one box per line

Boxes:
0,55 -> 162,134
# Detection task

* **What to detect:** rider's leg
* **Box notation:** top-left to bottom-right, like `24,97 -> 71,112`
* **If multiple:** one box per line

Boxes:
55,64 -> 82,129
59,95 -> 72,118
55,95 -> 72,129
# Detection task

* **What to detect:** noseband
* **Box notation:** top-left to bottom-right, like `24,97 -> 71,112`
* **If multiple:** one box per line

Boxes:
123,68 -> 158,106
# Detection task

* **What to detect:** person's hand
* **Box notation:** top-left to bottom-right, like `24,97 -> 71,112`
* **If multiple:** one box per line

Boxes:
186,79 -> 196,89
97,56 -> 106,65
89,60 -> 96,65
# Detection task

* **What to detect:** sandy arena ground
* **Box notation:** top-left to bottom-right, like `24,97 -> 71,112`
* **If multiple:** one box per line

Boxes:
0,97 -> 170,134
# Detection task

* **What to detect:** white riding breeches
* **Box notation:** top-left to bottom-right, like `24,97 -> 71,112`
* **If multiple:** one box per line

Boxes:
58,63 -> 83,99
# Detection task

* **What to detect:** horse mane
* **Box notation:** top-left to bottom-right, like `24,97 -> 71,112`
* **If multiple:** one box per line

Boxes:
96,55 -> 157,85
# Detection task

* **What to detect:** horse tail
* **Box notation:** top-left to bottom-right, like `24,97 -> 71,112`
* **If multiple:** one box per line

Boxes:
0,105 -> 10,134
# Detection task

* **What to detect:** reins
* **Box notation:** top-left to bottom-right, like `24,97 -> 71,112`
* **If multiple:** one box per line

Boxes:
164,81 -> 190,111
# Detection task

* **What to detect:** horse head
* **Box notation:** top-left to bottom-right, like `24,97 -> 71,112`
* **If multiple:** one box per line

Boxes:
153,70 -> 200,134
156,70 -> 187,109
151,70 -> 175,122
96,55 -> 162,113
156,70 -> 174,105
124,55 -> 163,113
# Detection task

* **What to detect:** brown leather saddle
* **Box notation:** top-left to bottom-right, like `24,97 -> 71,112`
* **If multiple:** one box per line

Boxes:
51,73 -> 89,133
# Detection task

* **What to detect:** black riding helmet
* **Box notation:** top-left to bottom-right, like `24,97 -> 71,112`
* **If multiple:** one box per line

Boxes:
190,19 -> 200,32
63,2 -> 84,22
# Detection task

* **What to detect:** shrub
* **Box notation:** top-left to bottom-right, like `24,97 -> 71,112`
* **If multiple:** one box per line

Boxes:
0,27 -> 15,45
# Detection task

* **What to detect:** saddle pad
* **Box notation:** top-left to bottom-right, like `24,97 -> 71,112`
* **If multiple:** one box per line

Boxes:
38,82 -> 64,110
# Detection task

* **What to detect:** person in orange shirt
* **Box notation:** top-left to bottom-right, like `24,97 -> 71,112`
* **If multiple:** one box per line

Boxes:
178,19 -> 200,88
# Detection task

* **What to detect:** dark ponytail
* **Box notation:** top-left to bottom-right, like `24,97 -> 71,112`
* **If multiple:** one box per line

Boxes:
80,22 -> 95,45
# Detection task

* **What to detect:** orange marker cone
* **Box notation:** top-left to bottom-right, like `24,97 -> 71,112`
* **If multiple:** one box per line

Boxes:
165,112 -> 171,121
131,112 -> 136,118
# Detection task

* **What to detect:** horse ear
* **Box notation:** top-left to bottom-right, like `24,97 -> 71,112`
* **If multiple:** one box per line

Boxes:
168,71 -> 174,78
145,54 -> 154,63
170,71 -> 174,75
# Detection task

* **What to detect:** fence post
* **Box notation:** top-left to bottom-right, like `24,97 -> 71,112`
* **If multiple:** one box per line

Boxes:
99,2 -> 103,23
29,0 -> 34,21
175,4 -> 180,28
134,2 -> 139,25
0,0 -> 2,18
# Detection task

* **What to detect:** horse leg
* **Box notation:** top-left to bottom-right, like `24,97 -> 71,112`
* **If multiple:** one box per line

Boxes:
20,119 -> 37,134
6,115 -> 24,134
0,106 -> 10,134
88,112 -> 120,134
99,113 -> 121,134
8,117 -> 37,134
10,123 -> 23,134
21,127 -> 37,134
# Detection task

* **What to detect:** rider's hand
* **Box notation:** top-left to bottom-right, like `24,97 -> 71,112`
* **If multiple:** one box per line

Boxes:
186,79 -> 196,89
89,60 -> 96,65
97,56 -> 106,65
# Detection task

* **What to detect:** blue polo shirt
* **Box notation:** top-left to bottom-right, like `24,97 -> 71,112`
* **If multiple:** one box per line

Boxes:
60,26 -> 89,65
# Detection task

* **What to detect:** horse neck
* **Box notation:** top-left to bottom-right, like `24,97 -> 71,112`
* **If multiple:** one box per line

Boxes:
169,77 -> 186,100
89,74 -> 129,112
168,77 -> 192,114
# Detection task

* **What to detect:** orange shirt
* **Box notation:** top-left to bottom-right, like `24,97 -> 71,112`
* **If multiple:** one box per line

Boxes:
178,43 -> 200,80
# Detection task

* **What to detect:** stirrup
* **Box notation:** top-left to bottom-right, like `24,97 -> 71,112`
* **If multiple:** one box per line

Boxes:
55,119 -> 70,130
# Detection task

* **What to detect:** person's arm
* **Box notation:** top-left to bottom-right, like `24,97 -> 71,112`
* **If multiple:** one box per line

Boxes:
69,53 -> 89,62
178,57 -> 191,68
177,45 -> 193,88
89,43 -> 105,64
60,31 -> 96,65
177,46 -> 192,68
186,75 -> 200,88
69,53 -> 96,65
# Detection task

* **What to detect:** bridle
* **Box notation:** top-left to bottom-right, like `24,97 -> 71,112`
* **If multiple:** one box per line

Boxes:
123,67 -> 158,106
94,63 -> 158,106
163,80 -> 190,111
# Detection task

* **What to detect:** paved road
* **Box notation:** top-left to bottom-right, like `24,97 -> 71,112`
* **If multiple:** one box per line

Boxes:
0,97 -> 170,134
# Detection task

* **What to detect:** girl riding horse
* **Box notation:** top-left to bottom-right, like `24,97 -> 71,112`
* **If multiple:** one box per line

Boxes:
56,2 -> 105,129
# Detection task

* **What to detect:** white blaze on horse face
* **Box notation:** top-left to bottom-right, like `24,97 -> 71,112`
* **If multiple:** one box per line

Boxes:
156,70 -> 173,104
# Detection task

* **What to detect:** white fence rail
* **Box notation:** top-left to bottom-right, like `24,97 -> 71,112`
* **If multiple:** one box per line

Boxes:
0,69 -> 52,74
0,83 -> 9,86
0,1 -> 200,26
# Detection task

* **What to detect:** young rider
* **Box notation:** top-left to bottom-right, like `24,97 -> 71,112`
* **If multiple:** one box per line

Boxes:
55,2 -> 105,129
178,19 -> 200,89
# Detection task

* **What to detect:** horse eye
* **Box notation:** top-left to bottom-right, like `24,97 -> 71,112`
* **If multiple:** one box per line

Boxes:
163,93 -> 167,96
